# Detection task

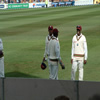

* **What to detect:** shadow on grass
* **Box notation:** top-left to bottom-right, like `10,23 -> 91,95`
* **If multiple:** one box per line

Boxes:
5,71 -> 40,78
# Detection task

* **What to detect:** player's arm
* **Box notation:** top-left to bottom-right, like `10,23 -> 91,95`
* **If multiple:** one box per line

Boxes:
71,38 -> 74,64
84,37 -> 88,64
0,39 -> 3,50
43,37 -> 47,62
0,39 -> 4,58
55,41 -> 65,69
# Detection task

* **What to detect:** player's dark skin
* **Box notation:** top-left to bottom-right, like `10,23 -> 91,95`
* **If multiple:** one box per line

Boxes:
77,29 -> 81,36
49,29 -> 53,36
71,29 -> 87,64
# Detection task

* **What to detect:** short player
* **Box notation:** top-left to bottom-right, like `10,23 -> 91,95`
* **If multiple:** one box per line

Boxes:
48,28 -> 65,80
71,25 -> 88,81
0,38 -> 4,78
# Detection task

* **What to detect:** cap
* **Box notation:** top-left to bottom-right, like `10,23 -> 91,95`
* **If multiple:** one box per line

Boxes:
53,28 -> 59,33
48,26 -> 53,30
53,28 -> 59,37
76,25 -> 82,31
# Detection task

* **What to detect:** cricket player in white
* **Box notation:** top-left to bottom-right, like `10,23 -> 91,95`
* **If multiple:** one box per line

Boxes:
43,26 -> 53,62
71,25 -> 88,81
0,38 -> 4,78
48,28 -> 65,80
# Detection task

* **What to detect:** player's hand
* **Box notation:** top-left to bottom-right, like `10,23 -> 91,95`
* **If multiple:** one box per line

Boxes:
0,50 -> 4,58
59,59 -> 65,70
84,60 -> 87,64
61,65 -> 65,69
43,57 -> 45,62
71,59 -> 73,64
61,63 -> 65,69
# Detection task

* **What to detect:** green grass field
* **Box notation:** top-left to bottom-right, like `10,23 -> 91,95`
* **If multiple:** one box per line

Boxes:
0,5 -> 100,81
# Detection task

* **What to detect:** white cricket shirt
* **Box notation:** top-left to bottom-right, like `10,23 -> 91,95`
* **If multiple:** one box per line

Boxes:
71,33 -> 88,61
48,36 -> 61,60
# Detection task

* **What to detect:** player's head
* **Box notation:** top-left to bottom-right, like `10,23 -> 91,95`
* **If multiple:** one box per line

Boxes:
53,28 -> 59,38
54,95 -> 70,100
76,25 -> 82,36
48,25 -> 53,36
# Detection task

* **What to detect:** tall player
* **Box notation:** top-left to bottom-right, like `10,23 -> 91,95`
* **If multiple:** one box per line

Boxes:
48,28 -> 65,80
0,38 -> 4,78
71,25 -> 88,81
42,25 -> 53,62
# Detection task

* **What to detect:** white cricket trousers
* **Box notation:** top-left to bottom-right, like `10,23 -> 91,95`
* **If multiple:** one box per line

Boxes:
71,60 -> 84,81
48,60 -> 58,80
0,57 -> 4,77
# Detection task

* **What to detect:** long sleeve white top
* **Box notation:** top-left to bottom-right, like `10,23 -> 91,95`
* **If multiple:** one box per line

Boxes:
0,38 -> 3,51
71,33 -> 88,60
48,36 -> 61,60
44,35 -> 52,57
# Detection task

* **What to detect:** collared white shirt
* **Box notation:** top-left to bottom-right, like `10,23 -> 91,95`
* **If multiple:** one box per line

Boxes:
71,33 -> 88,60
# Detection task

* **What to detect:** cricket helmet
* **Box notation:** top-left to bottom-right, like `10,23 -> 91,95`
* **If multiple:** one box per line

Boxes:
48,25 -> 53,30
41,62 -> 47,70
76,25 -> 82,31
53,28 -> 59,38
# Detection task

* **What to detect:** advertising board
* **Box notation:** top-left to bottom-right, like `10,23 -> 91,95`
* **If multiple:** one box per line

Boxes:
29,2 -> 45,8
0,4 -> 8,9
29,2 -> 52,8
75,0 -> 93,5
8,3 -> 29,9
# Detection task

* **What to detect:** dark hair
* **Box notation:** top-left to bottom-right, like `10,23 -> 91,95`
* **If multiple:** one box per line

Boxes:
54,95 -> 70,100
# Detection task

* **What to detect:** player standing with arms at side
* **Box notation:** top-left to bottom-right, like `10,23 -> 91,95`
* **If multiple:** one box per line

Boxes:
71,25 -> 88,81
42,25 -> 53,62
0,38 -> 4,78
48,28 -> 65,80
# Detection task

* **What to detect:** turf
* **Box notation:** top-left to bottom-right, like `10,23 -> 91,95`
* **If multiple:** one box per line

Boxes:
0,5 -> 100,81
